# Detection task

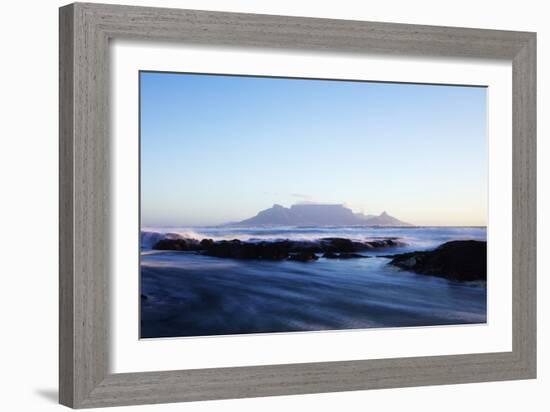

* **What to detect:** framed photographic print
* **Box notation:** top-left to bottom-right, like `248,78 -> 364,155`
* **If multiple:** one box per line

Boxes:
59,2 -> 536,408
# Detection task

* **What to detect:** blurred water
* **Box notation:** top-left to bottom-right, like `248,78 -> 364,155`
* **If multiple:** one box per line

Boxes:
140,226 -> 486,338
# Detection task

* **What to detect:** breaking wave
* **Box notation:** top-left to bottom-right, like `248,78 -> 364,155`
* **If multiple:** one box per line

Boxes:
140,226 -> 487,251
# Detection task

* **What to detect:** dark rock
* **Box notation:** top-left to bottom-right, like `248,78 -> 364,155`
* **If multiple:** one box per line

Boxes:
320,237 -> 406,252
289,241 -> 323,254
152,238 -> 201,251
288,251 -> 319,262
338,252 -> 369,259
151,235 -> 404,262
388,240 -> 486,282
323,251 -> 369,259
320,238 -> 359,252
201,240 -> 291,260
201,239 -> 243,259
363,239 -> 406,248
200,238 -> 215,248
251,241 -> 292,260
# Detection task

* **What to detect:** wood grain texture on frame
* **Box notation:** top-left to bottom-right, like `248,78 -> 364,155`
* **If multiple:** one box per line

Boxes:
59,2 -> 536,408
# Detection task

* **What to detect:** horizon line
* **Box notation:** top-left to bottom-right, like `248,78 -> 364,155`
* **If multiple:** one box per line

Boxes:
141,224 -> 488,229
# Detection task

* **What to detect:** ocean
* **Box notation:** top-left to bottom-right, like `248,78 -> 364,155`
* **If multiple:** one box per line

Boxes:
140,226 -> 487,338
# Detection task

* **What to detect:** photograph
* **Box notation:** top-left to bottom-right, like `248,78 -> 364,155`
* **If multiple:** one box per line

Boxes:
139,71 -> 488,339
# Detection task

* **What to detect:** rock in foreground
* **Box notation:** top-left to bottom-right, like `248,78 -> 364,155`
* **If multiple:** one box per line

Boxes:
151,236 -> 405,262
152,238 -> 201,251
388,240 -> 486,282
288,251 -> 319,262
323,252 -> 369,259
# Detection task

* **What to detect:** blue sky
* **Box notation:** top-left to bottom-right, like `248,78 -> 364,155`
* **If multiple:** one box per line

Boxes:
140,72 -> 487,227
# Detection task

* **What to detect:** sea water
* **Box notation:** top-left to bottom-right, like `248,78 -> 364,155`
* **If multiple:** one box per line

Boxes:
140,226 -> 487,338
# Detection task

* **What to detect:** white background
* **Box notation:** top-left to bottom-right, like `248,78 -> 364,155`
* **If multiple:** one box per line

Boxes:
112,43 -> 512,373
0,1 -> 547,411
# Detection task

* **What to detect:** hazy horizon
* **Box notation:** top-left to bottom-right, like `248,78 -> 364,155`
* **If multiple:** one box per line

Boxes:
142,202 -> 488,228
141,72 -> 487,227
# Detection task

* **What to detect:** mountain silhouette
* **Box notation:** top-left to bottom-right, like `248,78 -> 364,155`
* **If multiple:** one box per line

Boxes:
229,204 -> 412,226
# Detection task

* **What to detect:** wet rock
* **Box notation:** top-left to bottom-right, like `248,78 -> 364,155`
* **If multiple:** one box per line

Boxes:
289,241 -> 323,254
322,252 -> 369,259
201,240 -> 291,260
152,238 -> 201,251
337,252 -> 369,259
321,237 -> 405,252
288,251 -> 319,262
364,239 -> 406,248
200,238 -> 215,248
152,236 -> 405,262
320,237 -> 356,252
388,240 -> 486,282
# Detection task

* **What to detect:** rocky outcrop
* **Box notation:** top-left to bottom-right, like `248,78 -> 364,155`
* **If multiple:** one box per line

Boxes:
151,238 -> 201,251
320,237 -> 405,252
152,236 -> 405,262
388,240 -> 487,282
288,251 -> 319,262
201,240 -> 291,260
322,252 -> 368,259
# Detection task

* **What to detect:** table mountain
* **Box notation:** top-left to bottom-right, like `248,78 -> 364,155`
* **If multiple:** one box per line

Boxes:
229,204 -> 412,226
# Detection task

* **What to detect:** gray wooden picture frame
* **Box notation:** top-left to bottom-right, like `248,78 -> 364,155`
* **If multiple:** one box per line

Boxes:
59,2 -> 536,409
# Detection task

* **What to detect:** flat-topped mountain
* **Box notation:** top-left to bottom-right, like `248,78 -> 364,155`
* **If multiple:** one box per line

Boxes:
229,203 -> 412,227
